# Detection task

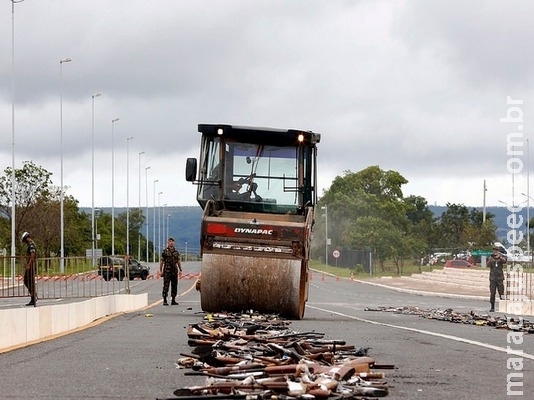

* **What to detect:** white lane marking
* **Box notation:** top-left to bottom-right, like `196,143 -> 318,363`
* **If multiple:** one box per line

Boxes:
308,305 -> 534,361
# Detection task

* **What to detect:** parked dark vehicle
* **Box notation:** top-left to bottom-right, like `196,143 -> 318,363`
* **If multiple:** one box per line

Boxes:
97,256 -> 150,281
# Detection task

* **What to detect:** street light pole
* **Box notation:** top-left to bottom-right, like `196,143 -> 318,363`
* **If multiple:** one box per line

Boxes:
137,151 -> 145,261
321,205 -> 328,266
528,139 -> 531,261
152,179 -> 159,262
126,136 -> 134,257
94,208 -> 101,252
91,92 -> 101,267
145,166 -> 151,262
158,193 -> 163,254
10,0 -> 25,277
483,180 -> 487,223
166,213 -> 171,244
111,118 -> 119,255
59,57 -> 71,273
522,192 -> 533,261
527,192 -> 530,261
161,202 -> 166,252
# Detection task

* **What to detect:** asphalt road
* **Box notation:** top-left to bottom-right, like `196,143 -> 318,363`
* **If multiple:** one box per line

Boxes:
0,261 -> 532,399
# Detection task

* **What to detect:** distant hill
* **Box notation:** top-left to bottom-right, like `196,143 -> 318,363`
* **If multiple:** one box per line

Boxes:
158,206 -> 203,254
82,206 -> 203,255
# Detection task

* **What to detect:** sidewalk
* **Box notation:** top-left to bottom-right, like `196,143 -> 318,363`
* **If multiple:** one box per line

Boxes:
357,275 -> 489,300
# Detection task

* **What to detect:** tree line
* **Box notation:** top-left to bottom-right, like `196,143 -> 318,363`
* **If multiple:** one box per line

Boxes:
311,165 -> 506,273
0,161 -> 151,260
0,162 -> 519,272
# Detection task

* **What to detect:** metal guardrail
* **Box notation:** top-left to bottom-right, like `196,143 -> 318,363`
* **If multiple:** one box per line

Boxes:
506,270 -> 534,301
0,256 -> 155,300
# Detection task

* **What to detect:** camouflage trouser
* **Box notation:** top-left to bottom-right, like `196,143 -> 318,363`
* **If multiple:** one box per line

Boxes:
489,278 -> 504,304
162,267 -> 178,298
24,267 -> 36,298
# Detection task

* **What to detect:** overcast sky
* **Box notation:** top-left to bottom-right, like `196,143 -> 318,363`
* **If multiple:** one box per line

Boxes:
1,0 -> 533,209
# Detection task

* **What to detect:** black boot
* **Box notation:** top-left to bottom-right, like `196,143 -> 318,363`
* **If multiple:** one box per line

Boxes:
489,303 -> 495,312
171,297 -> 178,305
163,297 -> 168,306
26,297 -> 36,307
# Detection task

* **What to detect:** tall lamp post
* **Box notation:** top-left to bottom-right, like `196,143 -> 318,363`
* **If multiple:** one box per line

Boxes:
321,205 -> 328,266
111,118 -> 119,255
152,179 -> 159,262
126,136 -> 134,256
527,138 -> 531,262
95,208 -> 101,251
483,180 -> 487,223
522,192 -> 533,261
145,166 -> 151,262
10,0 -> 25,276
158,193 -> 163,254
161,202 -> 167,252
137,151 -> 145,261
59,57 -> 71,273
166,213 -> 171,244
91,92 -> 101,266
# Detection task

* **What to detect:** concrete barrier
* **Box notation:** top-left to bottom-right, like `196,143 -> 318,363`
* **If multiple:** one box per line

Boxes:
410,268 -> 489,288
0,293 -> 148,352
499,300 -> 533,315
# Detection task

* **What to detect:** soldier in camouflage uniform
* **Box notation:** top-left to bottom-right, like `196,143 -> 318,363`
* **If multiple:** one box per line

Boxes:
21,231 -> 37,307
486,245 -> 506,312
159,237 -> 182,306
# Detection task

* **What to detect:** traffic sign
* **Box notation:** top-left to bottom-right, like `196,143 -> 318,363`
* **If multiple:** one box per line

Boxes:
332,250 -> 340,259
472,250 -> 492,256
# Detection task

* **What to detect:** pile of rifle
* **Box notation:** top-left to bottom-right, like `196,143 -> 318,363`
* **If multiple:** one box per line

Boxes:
365,306 -> 534,333
172,312 -> 393,399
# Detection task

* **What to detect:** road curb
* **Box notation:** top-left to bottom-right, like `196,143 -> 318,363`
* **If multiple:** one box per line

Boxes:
353,279 -> 488,301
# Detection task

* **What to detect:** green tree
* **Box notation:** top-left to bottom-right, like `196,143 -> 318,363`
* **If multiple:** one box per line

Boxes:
434,203 -> 498,254
0,213 -> 9,250
403,195 -> 435,271
0,162 -> 90,257
346,216 -> 401,271
0,161 -> 53,255
404,195 -> 434,227
436,203 -> 469,250
314,166 -> 426,272
94,211 -> 113,256
116,208 -> 146,256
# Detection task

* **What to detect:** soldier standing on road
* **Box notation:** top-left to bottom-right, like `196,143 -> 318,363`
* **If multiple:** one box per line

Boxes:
21,231 -> 37,307
159,237 -> 182,306
486,245 -> 506,312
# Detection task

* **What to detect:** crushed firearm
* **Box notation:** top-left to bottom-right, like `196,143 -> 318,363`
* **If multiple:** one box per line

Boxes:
166,312 -> 394,399
365,306 -> 534,333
